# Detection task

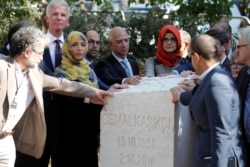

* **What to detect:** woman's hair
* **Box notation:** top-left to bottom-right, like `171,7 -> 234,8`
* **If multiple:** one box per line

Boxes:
239,26 -> 250,46
230,50 -> 238,63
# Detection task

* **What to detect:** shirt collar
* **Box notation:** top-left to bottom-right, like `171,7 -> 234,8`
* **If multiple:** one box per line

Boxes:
199,62 -> 220,83
112,52 -> 128,62
220,55 -> 227,64
14,60 -> 29,74
47,31 -> 64,43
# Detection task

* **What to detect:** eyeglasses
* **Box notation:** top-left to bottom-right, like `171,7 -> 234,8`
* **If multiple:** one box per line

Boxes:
31,48 -> 44,56
230,62 -> 245,67
237,44 -> 248,49
88,39 -> 100,45
189,52 -> 195,56
189,51 -> 197,57
162,37 -> 176,43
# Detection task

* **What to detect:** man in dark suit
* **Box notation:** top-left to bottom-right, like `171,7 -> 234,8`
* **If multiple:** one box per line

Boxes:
85,30 -> 110,90
211,21 -> 235,60
36,0 -> 70,167
170,34 -> 247,167
95,26 -> 141,86
205,29 -> 231,72
85,29 -> 109,159
235,26 -> 250,166
172,29 -> 194,75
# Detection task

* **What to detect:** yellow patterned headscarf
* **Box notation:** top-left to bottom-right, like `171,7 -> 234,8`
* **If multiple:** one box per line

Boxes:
54,31 -> 99,88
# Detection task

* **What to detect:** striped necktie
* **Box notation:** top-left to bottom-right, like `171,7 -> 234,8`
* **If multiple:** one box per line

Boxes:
121,60 -> 132,77
55,39 -> 62,68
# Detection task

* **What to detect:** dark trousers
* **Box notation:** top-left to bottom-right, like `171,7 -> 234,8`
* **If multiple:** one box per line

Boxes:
39,110 -> 59,167
39,93 -> 60,167
15,151 -> 39,167
53,94 -> 102,167
246,142 -> 250,166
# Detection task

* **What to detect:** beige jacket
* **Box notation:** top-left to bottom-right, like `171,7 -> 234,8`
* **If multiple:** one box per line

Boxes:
0,55 -> 97,158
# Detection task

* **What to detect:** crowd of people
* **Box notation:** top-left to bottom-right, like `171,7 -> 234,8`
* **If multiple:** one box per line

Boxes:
0,0 -> 249,166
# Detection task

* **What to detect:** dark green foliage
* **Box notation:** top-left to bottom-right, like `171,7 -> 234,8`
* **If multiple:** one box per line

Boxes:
0,0 -> 234,63
66,10 -> 128,61
0,0 -> 44,46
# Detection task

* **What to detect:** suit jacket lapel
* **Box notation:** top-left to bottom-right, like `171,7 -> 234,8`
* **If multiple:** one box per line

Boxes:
7,63 -> 16,106
43,48 -> 54,72
110,55 -> 127,77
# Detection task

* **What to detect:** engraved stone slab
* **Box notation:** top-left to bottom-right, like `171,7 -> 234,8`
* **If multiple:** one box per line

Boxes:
100,76 -> 196,167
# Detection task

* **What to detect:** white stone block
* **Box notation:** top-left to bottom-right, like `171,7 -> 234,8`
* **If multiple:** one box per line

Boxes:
100,76 -> 196,167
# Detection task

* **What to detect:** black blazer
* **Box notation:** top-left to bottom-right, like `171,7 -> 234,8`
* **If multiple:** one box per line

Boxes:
42,33 -> 67,73
236,66 -> 250,104
0,43 -> 9,55
221,56 -> 231,73
236,66 -> 250,143
43,47 -> 55,73
94,54 -> 139,86
235,65 -> 250,167
40,33 -> 67,114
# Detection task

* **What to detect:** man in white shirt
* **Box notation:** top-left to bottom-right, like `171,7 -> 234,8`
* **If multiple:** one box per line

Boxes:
0,26 -> 112,167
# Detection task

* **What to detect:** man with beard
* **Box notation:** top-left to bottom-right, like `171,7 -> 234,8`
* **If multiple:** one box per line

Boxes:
85,30 -> 108,158
85,30 -> 101,69
85,30 -> 109,90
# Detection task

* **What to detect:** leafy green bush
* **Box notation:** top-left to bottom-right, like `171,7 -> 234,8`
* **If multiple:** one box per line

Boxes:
66,5 -> 232,63
0,0 -> 44,46
0,0 -> 234,63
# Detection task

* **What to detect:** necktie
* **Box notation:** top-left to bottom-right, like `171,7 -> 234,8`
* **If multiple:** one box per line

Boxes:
121,60 -> 132,77
55,39 -> 62,68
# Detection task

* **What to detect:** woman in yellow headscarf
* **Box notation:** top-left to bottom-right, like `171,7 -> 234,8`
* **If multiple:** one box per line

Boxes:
53,31 -> 101,167
55,31 -> 99,88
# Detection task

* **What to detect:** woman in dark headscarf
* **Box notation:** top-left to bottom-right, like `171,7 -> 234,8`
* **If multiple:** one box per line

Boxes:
144,25 -> 183,77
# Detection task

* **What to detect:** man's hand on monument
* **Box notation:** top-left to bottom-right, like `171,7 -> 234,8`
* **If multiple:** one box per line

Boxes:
124,75 -> 141,85
180,70 -> 196,77
89,89 -> 114,105
170,86 -> 185,103
178,79 -> 196,91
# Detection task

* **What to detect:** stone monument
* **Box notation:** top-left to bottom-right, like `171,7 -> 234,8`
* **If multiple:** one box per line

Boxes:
100,76 -> 196,167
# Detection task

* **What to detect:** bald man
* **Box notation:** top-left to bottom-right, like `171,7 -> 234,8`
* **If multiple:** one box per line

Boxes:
94,26 -> 141,86
170,34 -> 247,167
